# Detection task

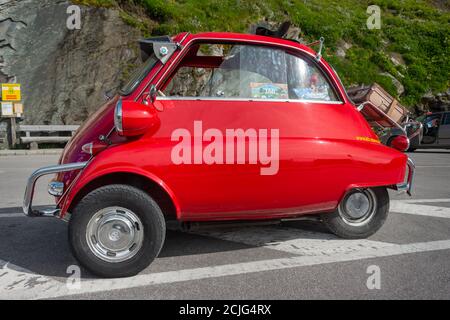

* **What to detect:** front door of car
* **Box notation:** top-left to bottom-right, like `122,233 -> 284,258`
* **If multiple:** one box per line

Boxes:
150,42 -> 347,219
438,113 -> 450,147
421,114 -> 442,145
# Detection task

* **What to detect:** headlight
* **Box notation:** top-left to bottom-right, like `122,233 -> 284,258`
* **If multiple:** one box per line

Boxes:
114,98 -> 123,134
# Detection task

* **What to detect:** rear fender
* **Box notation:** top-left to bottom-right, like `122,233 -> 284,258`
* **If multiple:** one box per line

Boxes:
338,146 -> 408,204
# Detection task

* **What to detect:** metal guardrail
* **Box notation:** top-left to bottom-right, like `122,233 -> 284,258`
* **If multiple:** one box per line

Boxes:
0,123 -> 79,149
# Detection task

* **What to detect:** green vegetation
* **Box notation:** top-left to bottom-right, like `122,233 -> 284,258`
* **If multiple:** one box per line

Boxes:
74,0 -> 116,7
75,0 -> 449,108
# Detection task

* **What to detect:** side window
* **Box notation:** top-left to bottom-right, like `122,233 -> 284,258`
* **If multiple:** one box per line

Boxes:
286,54 -> 337,101
424,115 -> 441,128
162,43 -> 339,102
442,113 -> 450,125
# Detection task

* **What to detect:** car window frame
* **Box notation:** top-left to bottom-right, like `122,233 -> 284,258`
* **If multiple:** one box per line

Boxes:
155,39 -> 344,105
120,54 -> 159,96
442,113 -> 450,126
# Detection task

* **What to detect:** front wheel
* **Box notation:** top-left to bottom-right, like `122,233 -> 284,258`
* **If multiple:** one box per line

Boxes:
69,184 -> 166,278
321,187 -> 389,239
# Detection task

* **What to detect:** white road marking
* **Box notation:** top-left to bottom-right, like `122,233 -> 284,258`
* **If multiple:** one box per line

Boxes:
391,201 -> 450,219
0,259 -> 62,299
1,239 -> 450,299
416,165 -> 450,168
396,198 -> 450,203
192,226 -> 394,256
1,199 -> 450,298
0,213 -> 23,218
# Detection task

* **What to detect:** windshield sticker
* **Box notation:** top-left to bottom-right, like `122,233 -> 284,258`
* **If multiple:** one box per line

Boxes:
250,83 -> 288,99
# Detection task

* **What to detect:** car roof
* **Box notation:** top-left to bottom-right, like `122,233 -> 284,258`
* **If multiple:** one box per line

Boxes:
176,32 -> 318,57
428,111 -> 448,115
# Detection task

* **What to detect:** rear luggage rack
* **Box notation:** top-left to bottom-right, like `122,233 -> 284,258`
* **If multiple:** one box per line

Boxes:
347,83 -> 410,130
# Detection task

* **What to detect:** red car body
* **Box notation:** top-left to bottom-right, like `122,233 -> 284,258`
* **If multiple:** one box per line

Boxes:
54,32 -> 407,221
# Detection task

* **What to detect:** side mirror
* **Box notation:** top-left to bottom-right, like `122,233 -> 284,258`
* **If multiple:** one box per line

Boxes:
114,98 -> 160,137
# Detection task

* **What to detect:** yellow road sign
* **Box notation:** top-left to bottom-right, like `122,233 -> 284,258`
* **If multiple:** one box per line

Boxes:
1,84 -> 21,101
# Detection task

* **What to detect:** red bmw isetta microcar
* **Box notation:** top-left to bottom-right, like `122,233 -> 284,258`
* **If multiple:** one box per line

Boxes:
23,32 -> 414,277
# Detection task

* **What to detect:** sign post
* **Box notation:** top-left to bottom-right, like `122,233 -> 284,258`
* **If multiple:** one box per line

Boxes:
5,116 -> 17,148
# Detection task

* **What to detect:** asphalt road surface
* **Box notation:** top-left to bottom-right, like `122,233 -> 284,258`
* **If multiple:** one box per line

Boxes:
0,150 -> 449,299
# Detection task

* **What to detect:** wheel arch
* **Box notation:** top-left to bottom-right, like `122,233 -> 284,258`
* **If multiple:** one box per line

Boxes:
63,170 -> 180,221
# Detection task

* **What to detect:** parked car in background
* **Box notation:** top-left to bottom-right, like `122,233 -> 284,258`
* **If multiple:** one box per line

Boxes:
379,117 -> 422,152
404,112 -> 450,151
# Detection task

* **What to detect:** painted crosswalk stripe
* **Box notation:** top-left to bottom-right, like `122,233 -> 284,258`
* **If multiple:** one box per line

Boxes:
0,213 -> 23,218
395,198 -> 450,203
191,226 -> 394,256
0,259 -> 62,298
391,201 -> 450,219
1,239 -> 450,300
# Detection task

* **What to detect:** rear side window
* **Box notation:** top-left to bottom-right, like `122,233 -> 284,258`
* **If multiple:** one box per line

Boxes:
163,44 -> 339,102
424,114 -> 442,128
442,113 -> 450,125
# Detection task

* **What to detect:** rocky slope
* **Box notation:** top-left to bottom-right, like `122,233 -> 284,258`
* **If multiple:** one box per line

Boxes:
0,0 -> 448,125
0,0 -> 140,124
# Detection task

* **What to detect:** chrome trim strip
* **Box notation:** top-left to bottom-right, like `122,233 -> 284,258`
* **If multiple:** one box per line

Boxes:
358,101 -> 406,133
156,96 -> 344,104
23,162 -> 88,217
396,157 -> 415,196
114,98 -> 123,134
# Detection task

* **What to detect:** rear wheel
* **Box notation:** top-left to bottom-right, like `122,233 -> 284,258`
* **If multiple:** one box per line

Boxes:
321,187 -> 389,239
69,184 -> 166,278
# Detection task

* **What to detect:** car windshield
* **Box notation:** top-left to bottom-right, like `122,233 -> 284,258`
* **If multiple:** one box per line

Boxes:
120,54 -> 158,96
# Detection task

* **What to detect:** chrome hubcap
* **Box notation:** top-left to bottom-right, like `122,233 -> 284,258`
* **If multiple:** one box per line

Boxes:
86,207 -> 144,263
338,189 -> 377,226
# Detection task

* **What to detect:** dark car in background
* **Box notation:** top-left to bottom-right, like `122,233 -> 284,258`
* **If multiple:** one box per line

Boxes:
407,112 -> 450,151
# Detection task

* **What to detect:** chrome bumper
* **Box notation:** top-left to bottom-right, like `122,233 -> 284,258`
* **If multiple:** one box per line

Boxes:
23,162 -> 88,217
395,157 -> 415,196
